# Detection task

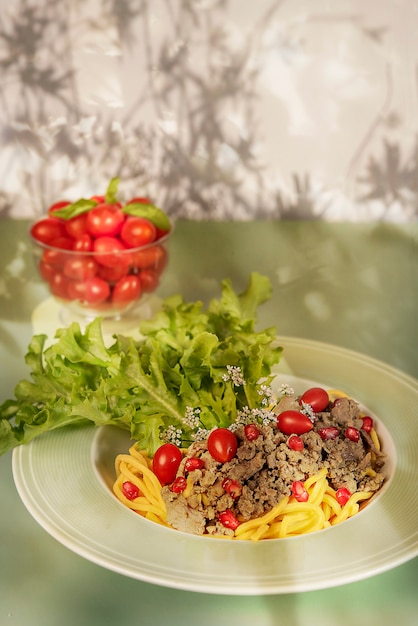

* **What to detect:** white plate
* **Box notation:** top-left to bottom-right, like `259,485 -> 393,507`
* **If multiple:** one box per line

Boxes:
12,337 -> 418,595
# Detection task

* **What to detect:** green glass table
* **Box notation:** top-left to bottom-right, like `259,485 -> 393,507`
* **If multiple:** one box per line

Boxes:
0,218 -> 417,626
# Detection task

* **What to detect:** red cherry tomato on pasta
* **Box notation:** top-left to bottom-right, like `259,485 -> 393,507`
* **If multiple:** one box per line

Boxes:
207,428 -> 238,463
299,387 -> 329,412
277,410 -> 313,435
152,443 -> 183,485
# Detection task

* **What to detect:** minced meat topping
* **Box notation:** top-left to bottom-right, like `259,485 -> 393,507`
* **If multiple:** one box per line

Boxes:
161,394 -> 386,536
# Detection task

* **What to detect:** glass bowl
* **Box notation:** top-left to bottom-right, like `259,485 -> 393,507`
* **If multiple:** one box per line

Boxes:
31,222 -> 172,327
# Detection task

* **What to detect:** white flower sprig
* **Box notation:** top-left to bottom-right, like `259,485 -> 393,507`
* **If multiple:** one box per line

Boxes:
222,365 -> 245,387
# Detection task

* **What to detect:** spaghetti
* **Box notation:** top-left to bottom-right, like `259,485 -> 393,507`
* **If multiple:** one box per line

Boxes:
112,387 -> 385,540
113,448 -> 375,541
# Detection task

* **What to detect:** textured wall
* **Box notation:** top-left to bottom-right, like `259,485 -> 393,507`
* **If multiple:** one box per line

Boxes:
0,0 -> 417,221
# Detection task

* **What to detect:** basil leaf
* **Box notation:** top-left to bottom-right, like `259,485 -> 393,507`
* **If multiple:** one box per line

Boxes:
52,198 -> 97,220
123,203 -> 171,231
105,177 -> 120,204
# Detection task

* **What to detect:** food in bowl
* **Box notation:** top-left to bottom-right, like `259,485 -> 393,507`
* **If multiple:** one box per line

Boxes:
113,386 -> 386,540
30,178 -> 172,317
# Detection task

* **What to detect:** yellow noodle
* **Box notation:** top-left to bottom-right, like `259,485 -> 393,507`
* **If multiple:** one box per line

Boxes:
370,428 -> 380,451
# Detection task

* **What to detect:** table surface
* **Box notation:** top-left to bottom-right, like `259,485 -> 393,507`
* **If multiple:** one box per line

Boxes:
0,218 -> 417,626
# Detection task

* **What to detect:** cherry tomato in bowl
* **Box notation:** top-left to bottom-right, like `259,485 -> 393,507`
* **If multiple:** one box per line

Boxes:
30,195 -> 173,320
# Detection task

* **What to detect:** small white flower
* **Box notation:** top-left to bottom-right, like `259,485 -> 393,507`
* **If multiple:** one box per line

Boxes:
280,383 -> 295,396
162,425 -> 183,446
192,427 -> 210,441
183,406 -> 201,429
300,401 -> 316,422
223,365 -> 245,387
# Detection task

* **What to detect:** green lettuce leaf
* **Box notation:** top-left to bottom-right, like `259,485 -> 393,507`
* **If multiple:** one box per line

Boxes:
0,273 -> 282,456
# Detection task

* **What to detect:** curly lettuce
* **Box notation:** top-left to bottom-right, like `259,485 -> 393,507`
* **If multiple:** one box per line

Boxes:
0,273 -> 282,456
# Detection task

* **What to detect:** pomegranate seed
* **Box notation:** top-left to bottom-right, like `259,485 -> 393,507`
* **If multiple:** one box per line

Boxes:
318,426 -> 340,440
244,423 -> 260,441
361,416 -> 374,433
184,457 -> 205,473
335,487 -> 351,506
344,426 -> 360,442
288,435 -> 304,451
171,476 -> 187,493
291,481 -> 309,502
222,477 -> 242,499
218,509 -> 240,530
122,481 -> 140,500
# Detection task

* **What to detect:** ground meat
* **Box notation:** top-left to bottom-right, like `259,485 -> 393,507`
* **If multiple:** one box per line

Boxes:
161,393 -> 386,536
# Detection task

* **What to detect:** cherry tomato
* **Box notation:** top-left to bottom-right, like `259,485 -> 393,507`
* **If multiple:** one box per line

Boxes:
63,256 -> 98,280
155,227 -> 170,241
207,428 -> 238,463
93,236 -> 129,268
299,387 -> 329,412
90,195 -> 105,203
65,213 -> 88,239
49,271 -> 71,300
41,246 -> 71,269
112,275 -> 142,304
120,217 -> 156,248
139,268 -> 159,292
31,218 -> 66,244
49,236 -> 74,250
152,443 -> 183,485
73,233 -> 93,252
39,260 -> 56,282
47,200 -> 71,215
97,263 -> 128,283
131,245 -> 167,270
127,196 -> 151,204
277,410 -> 313,435
86,204 -> 125,237
68,277 -> 110,305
